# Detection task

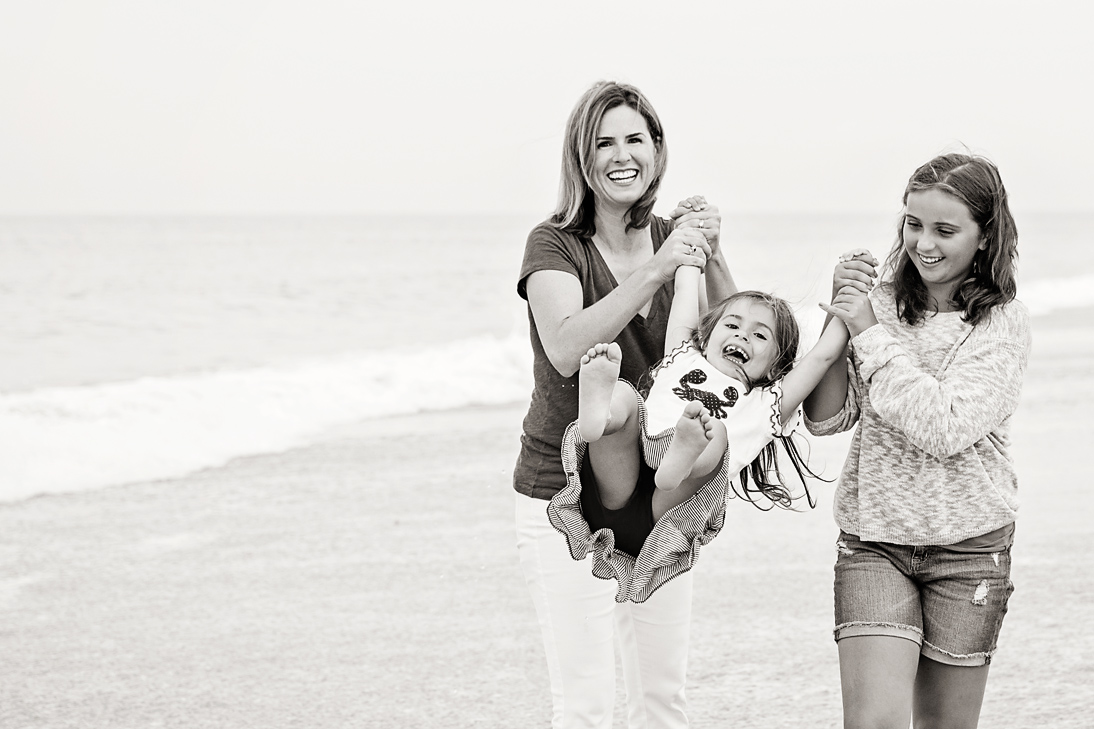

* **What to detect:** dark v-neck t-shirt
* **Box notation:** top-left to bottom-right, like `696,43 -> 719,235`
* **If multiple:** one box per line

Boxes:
514,217 -> 675,500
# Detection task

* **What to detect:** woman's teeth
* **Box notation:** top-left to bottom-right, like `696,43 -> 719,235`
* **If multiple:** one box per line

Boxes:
608,170 -> 638,183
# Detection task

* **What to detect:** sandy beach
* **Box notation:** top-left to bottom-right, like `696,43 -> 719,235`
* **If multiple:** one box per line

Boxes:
1,315 -> 1091,728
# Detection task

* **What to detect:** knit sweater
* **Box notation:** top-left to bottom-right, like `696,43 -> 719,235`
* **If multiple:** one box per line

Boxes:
806,284 -> 1032,545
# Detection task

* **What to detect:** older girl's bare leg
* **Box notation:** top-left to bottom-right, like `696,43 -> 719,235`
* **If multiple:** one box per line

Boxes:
912,658 -> 989,729
838,635 -> 920,729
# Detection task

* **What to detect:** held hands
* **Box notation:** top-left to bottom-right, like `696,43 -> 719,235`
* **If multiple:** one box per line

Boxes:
670,195 -> 722,257
819,249 -> 880,339
654,226 -> 709,283
832,247 -> 879,297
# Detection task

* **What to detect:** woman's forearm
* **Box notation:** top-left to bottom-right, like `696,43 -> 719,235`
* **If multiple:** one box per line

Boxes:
527,264 -> 668,377
703,250 -> 736,303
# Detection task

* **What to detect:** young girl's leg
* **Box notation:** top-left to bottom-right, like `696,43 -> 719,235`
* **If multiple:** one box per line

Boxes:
653,403 -> 728,493
580,343 -> 642,510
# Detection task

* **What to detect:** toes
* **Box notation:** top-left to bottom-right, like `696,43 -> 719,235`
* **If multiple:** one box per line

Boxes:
682,401 -> 704,418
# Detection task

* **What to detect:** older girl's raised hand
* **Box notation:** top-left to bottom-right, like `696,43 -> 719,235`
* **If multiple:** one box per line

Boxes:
832,248 -> 878,298
671,195 -> 723,258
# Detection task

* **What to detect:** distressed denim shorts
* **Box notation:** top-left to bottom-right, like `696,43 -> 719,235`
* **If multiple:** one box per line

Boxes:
833,532 -> 1014,666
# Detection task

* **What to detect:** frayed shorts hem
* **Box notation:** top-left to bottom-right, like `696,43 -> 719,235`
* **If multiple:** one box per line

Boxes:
834,621 -> 993,667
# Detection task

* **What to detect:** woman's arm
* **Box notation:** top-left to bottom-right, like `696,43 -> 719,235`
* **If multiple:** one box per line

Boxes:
526,226 -> 707,377
671,197 -> 737,303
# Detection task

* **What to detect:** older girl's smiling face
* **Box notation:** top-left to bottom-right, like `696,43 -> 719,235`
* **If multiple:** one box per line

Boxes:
902,188 -> 986,311
591,105 -> 656,213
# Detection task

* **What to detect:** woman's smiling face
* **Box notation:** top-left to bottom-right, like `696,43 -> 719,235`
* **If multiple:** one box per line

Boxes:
902,188 -> 986,310
590,105 -> 656,213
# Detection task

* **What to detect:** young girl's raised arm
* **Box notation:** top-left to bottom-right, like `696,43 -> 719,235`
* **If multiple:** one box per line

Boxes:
778,316 -> 851,424
665,264 -> 703,358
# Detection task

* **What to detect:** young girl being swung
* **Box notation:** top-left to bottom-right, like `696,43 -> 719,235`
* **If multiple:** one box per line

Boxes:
548,226 -> 860,603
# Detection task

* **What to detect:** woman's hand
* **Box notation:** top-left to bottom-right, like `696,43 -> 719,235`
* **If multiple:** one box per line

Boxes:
653,226 -> 708,283
671,195 -> 723,258
821,285 -> 879,339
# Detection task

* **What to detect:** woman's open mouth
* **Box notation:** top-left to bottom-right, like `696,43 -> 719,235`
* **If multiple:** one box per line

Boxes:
607,170 -> 638,184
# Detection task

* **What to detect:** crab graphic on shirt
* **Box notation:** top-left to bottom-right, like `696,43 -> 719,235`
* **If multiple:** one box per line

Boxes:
671,368 -> 739,419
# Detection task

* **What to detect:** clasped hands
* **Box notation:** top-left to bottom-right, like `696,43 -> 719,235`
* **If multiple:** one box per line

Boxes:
820,248 -> 880,339
652,195 -> 722,278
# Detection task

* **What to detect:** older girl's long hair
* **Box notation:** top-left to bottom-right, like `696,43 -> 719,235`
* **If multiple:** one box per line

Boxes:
688,291 -> 819,510
550,81 -> 667,238
886,153 -> 1018,326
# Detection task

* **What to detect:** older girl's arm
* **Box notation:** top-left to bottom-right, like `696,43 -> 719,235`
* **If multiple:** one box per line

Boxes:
851,311 -> 1031,458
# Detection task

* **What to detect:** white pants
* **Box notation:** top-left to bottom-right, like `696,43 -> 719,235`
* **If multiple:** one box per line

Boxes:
515,491 -> 692,729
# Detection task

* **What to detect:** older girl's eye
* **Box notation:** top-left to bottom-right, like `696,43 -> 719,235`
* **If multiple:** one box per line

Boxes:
906,220 -> 922,230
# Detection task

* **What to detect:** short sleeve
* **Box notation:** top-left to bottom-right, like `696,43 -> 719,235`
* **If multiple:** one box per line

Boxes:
767,381 -> 800,438
517,223 -> 584,301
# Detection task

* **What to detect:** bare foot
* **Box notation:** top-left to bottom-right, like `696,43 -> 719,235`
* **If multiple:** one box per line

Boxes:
655,401 -> 714,490
578,343 -> 622,442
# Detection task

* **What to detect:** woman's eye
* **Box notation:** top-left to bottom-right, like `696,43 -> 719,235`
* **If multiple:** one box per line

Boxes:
906,221 -> 921,230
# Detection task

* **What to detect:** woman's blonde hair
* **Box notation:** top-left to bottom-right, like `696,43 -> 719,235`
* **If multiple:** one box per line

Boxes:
551,81 -> 667,237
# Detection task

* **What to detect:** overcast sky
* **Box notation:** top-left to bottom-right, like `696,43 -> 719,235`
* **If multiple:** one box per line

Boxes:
1,0 -> 1090,216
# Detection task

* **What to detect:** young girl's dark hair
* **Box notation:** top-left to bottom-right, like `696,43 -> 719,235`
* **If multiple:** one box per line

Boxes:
887,153 -> 1018,326
690,290 -> 819,510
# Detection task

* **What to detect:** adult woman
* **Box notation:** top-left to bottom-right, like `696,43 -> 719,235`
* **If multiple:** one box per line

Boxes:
807,154 -> 1031,729
513,81 -> 735,728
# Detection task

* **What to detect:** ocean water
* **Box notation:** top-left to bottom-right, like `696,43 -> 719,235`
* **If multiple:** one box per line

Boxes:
3,212 -> 1091,502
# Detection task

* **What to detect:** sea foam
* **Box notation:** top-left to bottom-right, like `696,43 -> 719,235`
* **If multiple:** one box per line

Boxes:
1021,273 -> 1094,316
1,334 -> 532,502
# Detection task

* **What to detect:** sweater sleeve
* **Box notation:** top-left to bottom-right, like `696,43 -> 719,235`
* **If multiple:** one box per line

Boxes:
853,307 -> 1031,458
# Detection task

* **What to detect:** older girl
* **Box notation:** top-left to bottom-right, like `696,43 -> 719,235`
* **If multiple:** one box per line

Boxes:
808,153 -> 1032,729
